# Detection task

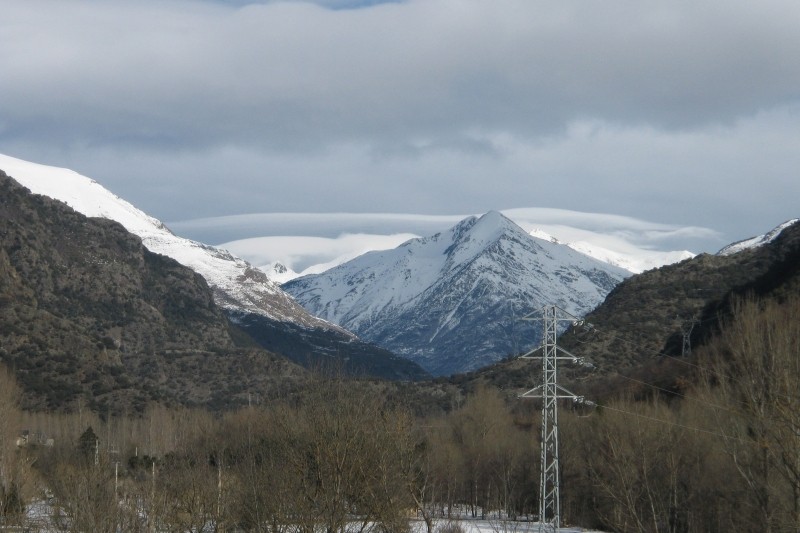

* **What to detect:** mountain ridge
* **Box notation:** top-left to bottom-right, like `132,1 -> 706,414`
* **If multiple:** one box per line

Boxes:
0,169 -> 307,411
717,218 -> 800,256
0,153 -> 340,331
0,153 -> 430,382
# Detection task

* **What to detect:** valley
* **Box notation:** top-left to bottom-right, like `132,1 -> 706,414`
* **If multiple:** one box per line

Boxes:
0,155 -> 798,532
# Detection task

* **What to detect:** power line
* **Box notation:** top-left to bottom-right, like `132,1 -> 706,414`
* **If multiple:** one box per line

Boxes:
572,322 -> 738,385
519,309 -> 726,524
572,324 -> 797,425
606,371 -> 741,417
595,403 -> 746,443
606,368 -> 799,431
582,324 -> 797,406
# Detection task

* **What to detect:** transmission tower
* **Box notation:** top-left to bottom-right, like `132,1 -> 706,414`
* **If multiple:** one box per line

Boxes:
520,305 -> 589,533
680,316 -> 699,357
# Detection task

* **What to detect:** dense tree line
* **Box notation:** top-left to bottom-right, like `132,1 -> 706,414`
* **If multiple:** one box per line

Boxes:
0,294 -> 797,532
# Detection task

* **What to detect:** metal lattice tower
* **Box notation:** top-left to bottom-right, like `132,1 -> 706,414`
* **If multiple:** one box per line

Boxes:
680,316 -> 699,357
520,305 -> 588,533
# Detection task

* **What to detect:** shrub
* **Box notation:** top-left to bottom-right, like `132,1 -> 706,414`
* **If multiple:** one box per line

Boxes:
437,522 -> 465,533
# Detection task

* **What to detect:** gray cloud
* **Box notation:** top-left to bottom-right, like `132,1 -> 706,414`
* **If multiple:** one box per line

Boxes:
4,0 -> 800,148
1,0 -> 799,251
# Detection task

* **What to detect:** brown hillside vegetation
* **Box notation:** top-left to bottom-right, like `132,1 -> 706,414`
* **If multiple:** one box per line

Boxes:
0,170 -> 306,413
0,294 -> 795,531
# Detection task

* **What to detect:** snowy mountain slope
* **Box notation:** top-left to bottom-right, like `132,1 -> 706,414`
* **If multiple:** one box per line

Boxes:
283,211 -> 631,375
0,153 -> 344,332
565,241 -> 693,274
527,227 -> 693,274
717,218 -> 800,256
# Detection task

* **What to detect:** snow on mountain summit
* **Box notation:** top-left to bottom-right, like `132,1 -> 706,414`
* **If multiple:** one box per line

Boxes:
717,219 -> 800,256
0,153 -> 341,331
284,211 -> 631,375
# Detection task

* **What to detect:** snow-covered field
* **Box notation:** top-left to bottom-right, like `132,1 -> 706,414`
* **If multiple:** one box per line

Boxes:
411,519 -> 604,533
20,496 -> 605,533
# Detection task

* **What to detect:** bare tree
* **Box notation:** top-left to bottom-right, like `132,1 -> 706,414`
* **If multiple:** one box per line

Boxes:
702,295 -> 800,532
0,366 -> 35,527
275,379 -> 413,533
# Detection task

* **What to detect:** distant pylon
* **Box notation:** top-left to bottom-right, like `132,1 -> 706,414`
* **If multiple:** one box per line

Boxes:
680,316 -> 699,357
520,305 -> 589,533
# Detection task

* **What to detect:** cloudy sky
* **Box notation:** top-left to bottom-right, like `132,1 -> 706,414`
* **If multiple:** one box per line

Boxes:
2,0 -> 799,262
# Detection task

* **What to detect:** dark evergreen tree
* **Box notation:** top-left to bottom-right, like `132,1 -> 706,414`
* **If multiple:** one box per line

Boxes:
78,426 -> 98,461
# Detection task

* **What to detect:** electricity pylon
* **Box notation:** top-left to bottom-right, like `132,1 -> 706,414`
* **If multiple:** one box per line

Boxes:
680,316 -> 699,357
520,305 -> 589,533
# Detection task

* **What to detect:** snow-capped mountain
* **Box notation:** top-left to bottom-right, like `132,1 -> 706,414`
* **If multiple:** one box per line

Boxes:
283,211 -> 631,376
0,153 -> 343,332
717,219 -> 800,256
527,227 -> 693,274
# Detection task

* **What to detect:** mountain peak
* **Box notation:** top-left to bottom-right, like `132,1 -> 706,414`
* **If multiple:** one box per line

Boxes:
443,210 -> 527,264
470,210 -> 522,237
284,213 -> 631,376
479,209 -> 509,223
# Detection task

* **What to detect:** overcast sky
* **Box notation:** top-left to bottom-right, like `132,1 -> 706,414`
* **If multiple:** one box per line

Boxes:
2,0 -> 799,254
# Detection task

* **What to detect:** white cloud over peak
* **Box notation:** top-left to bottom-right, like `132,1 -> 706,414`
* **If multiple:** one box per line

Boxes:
177,208 -> 718,280
221,232 -> 419,276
